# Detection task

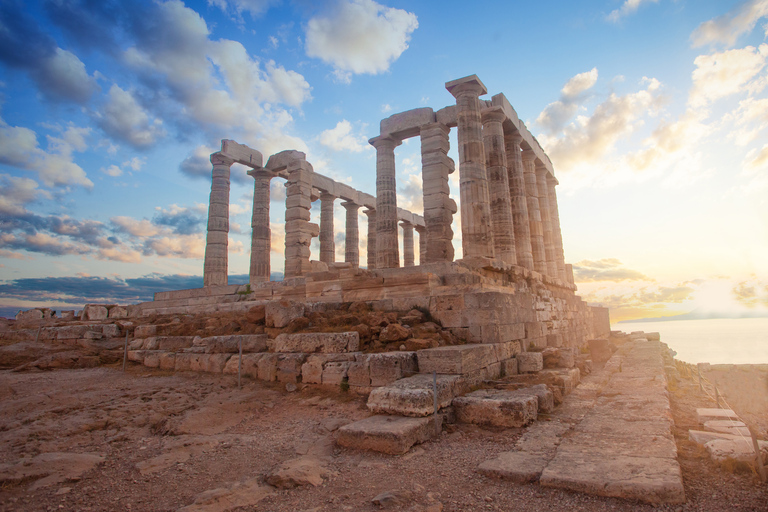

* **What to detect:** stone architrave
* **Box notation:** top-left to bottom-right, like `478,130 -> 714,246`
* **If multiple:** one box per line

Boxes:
547,176 -> 567,281
536,165 -> 557,278
415,225 -> 426,265
370,135 -> 402,269
505,131 -> 534,270
342,201 -> 360,267
400,221 -> 415,267
363,208 -> 377,269
319,192 -> 336,265
203,152 -> 234,287
522,149 -> 546,274
419,122 -> 455,263
481,107 -> 516,265
248,169 -> 274,284
446,75 -> 495,259
284,158 -> 319,278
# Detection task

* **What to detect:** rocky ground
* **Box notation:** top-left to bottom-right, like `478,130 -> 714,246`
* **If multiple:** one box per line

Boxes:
0,354 -> 766,512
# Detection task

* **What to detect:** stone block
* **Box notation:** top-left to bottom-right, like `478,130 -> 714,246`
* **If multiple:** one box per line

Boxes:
368,352 -> 418,387
502,358 -> 518,376
517,352 -> 543,373
134,324 -> 157,338
265,300 -> 305,328
273,332 -> 359,353
367,374 -> 469,417
56,325 -> 89,340
223,353 -> 265,378
416,344 -> 496,375
158,352 -> 176,370
525,322 -> 545,338
703,420 -> 751,437
201,334 -> 268,353
108,306 -> 128,319
101,324 -> 121,338
337,414 -> 440,455
127,350 -> 145,363
322,362 -> 350,386
479,451 -> 551,483
492,341 -> 521,361
82,304 -> 109,321
143,351 -> 161,368
157,336 -> 195,351
276,354 -> 306,383
300,355 -> 324,384
453,389 -> 538,428
347,360 -> 371,387
512,384 -> 555,414
546,333 -> 563,348
258,353 -> 280,381
696,408 -> 739,424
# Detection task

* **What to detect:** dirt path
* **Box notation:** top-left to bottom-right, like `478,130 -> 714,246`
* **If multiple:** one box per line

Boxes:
1,363 -> 766,512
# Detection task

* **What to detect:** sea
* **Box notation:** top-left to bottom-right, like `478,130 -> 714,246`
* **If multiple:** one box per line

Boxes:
612,317 -> 768,365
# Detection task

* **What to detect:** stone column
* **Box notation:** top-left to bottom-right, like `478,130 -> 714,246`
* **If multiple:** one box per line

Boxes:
419,122 -> 455,263
481,107 -> 516,265
248,169 -> 273,284
446,75 -> 494,259
370,135 -> 401,268
342,201 -> 360,267
284,158 -> 319,278
415,225 -> 426,265
505,131 -> 534,270
363,208 -> 377,269
522,149 -> 546,274
400,221 -> 414,267
547,176 -> 567,281
565,263 -> 575,285
319,192 -> 336,265
536,165 -> 557,278
203,152 -> 234,287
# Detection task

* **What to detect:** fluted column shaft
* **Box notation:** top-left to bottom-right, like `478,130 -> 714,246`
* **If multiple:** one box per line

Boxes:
363,208 -> 377,269
415,225 -> 426,265
447,79 -> 494,259
370,135 -> 401,269
284,159 -> 318,278
401,221 -> 414,267
547,176 -> 567,281
482,107 -> 516,265
419,122 -> 455,263
204,152 -> 234,287
505,132 -> 534,270
522,149 -> 547,274
319,192 -> 336,264
342,201 -> 360,267
536,165 -> 557,278
248,169 -> 273,284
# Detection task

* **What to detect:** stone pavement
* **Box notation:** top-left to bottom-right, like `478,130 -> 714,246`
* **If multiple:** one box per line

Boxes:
480,339 -> 685,504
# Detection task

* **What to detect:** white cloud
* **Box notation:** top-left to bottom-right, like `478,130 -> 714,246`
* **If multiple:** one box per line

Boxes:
0,175 -> 46,216
728,97 -> 768,145
691,0 -> 768,47
381,103 -> 392,113
208,0 -> 278,18
689,44 -> 768,108
305,0 -> 418,80
606,0 -> 659,22
111,216 -> 160,237
102,165 -> 123,177
536,68 -> 598,134
32,48 -> 100,104
397,173 -> 423,213
95,84 -> 166,148
745,143 -> 768,172
319,119 -> 369,152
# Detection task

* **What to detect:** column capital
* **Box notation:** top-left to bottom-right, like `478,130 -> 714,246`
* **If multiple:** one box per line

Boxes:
505,130 -> 523,145
320,191 -> 336,200
399,220 -> 413,228
211,152 -> 235,167
363,207 -> 376,216
546,175 -> 559,186
446,74 -> 487,99
368,135 -> 402,150
247,168 -> 276,179
480,106 -> 506,124
521,148 -> 537,164
414,224 -> 426,234
341,200 -> 359,210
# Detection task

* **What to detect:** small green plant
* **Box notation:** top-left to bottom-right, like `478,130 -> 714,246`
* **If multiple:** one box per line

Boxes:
237,284 -> 252,296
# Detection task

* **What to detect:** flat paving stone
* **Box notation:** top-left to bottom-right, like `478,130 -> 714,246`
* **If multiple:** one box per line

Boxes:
337,415 -> 440,455
696,408 -> 739,424
479,451 -> 551,483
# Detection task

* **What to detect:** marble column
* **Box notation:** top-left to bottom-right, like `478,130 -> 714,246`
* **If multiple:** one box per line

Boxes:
284,158 -> 319,278
505,131 -> 534,270
342,201 -> 360,267
419,122 -> 455,263
415,225 -> 426,265
547,176 -> 567,281
446,75 -> 494,259
481,107 -> 516,265
370,135 -> 401,268
363,208 -> 377,269
400,221 -> 414,267
248,169 -> 273,284
522,149 -> 547,274
319,192 -> 336,265
536,165 -> 557,278
203,152 -> 234,287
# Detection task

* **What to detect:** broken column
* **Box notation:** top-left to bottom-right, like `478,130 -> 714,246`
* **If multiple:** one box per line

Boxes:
370,135 -> 401,269
248,169 -> 274,284
319,192 -> 336,265
481,106 -> 516,265
364,208 -> 377,269
505,131 -> 534,270
343,201 -> 360,267
284,158 -> 319,278
522,149 -> 546,275
401,221 -> 415,267
415,224 -> 426,265
203,152 -> 234,287
536,164 -> 557,278
547,176 -> 567,281
419,122 -> 455,263
446,75 -> 495,259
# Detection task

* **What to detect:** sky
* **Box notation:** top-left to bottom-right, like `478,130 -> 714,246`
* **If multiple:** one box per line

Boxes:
0,0 -> 767,322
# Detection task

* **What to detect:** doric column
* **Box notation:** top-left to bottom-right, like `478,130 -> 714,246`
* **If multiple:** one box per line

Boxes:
565,263 -> 575,285
400,221 -> 414,267
284,158 -> 319,278
505,131 -> 534,270
342,201 -> 360,267
203,152 -> 234,287
248,169 -> 274,284
547,175 -> 567,281
419,122 -> 455,263
415,225 -> 426,265
446,75 -> 494,259
363,208 -> 377,269
319,192 -> 336,264
370,135 -> 401,269
481,107 -> 516,265
536,165 -> 557,278
522,149 -> 547,274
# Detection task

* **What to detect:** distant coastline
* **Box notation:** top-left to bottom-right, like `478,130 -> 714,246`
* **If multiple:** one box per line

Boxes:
618,310 -> 768,324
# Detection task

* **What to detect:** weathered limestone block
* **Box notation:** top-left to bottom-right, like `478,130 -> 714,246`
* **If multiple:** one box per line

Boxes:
417,344 -> 496,375
158,352 -> 176,370
300,355 -> 324,385
482,323 -> 526,344
143,351 -> 161,368
134,325 -> 157,338
453,389 -> 538,427
222,353 -> 265,378
368,352 -> 418,387
16,309 -> 44,323
273,332 -> 360,353
258,354 -> 280,381
157,336 -> 195,351
546,333 -> 563,348
512,384 -> 555,414
277,354 -> 307,383
56,325 -> 90,340
492,341 -> 521,361
703,420 -> 751,437
82,304 -> 109,321
695,408 -> 739,424
517,352 -> 544,373
542,348 -> 575,369
200,334 -> 268,354
127,350 -> 145,363
60,311 -> 76,320
109,306 -> 128,319
101,324 -> 120,338
347,360 -> 371,388
502,358 -> 518,376
337,414 -> 440,455
266,300 -> 305,328
322,362 -> 350,386
540,368 -> 580,396
367,374 -> 469,417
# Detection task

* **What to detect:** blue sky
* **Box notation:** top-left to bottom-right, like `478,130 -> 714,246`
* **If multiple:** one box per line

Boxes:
1,0 -> 767,321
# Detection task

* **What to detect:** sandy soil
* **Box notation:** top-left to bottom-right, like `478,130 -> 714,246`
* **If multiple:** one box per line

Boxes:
0,361 -> 766,512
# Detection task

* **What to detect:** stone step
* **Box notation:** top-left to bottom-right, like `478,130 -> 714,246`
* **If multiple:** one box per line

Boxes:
367,374 -> 469,417
696,408 -> 739,424
453,387 -> 543,428
416,342 -> 519,375
337,414 -> 441,455
703,419 -> 751,437
273,332 -> 359,353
